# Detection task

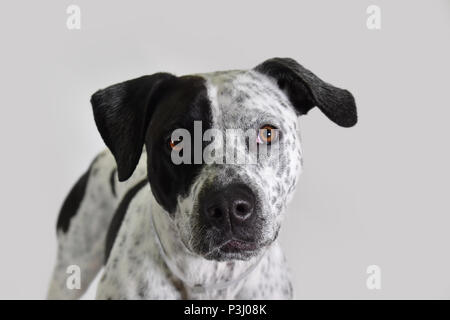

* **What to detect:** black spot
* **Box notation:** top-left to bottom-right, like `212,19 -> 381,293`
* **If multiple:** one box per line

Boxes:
112,257 -> 118,269
91,167 -> 99,176
56,151 -> 110,233
104,179 -> 148,264
138,281 -> 148,298
56,166 -> 91,233
109,168 -> 117,197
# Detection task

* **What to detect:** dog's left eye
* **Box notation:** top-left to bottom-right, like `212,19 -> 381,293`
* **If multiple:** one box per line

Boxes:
257,125 -> 279,145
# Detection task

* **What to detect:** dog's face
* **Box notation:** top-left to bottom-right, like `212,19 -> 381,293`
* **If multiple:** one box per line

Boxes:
144,70 -> 304,261
91,58 -> 357,261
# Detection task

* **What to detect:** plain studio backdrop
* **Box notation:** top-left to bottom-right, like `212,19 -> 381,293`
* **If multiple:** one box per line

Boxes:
0,0 -> 449,299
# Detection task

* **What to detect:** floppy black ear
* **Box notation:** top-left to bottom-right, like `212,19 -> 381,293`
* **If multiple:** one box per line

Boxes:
91,73 -> 175,181
254,57 -> 357,127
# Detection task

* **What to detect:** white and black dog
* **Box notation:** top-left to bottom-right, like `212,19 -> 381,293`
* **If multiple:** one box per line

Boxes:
48,58 -> 357,299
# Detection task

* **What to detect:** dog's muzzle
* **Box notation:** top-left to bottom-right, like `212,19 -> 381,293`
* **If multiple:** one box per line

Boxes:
197,183 -> 265,259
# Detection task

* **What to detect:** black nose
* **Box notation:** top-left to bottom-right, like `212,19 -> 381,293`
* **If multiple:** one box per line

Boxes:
202,184 -> 255,230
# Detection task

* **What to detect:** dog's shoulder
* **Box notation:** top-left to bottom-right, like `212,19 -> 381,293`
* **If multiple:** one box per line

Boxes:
56,150 -> 116,234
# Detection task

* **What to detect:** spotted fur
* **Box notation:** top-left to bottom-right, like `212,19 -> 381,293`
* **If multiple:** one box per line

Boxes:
48,58 -> 356,299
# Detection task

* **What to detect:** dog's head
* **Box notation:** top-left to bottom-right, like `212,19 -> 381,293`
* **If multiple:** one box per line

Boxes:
91,58 -> 357,261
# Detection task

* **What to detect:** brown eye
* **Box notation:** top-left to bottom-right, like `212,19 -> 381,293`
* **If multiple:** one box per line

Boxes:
258,125 -> 279,144
168,136 -> 183,151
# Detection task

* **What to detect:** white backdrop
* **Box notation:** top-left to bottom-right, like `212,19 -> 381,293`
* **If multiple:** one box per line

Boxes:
0,0 -> 449,299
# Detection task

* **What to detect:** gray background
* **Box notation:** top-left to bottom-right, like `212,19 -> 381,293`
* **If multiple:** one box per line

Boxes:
0,0 -> 449,299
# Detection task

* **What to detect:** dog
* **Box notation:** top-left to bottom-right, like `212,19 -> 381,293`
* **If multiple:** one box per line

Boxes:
47,57 -> 357,299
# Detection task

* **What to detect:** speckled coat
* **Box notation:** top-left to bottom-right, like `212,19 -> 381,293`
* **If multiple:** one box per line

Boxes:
47,58 -> 357,300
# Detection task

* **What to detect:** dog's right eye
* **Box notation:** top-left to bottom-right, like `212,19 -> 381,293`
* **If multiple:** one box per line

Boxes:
168,136 -> 183,151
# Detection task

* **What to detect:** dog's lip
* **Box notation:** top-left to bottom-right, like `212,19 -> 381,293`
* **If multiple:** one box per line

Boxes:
219,239 -> 258,252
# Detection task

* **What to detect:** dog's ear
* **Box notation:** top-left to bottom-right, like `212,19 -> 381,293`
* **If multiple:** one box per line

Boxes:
91,73 -> 175,181
254,57 -> 357,127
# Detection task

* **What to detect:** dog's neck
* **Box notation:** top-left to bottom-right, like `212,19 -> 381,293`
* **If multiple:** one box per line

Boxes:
149,197 -> 266,296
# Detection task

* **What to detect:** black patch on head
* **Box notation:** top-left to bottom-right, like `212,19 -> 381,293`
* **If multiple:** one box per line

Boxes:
109,168 -> 117,198
56,156 -> 99,233
145,76 -> 212,214
254,57 -> 357,127
104,179 -> 148,264
91,74 -> 212,215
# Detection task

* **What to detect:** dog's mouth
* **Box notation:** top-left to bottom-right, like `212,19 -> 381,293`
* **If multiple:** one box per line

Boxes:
219,239 -> 258,253
200,237 -> 269,261
195,226 -> 281,261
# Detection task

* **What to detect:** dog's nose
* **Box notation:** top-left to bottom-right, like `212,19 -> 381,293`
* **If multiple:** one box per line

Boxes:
202,184 -> 255,229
